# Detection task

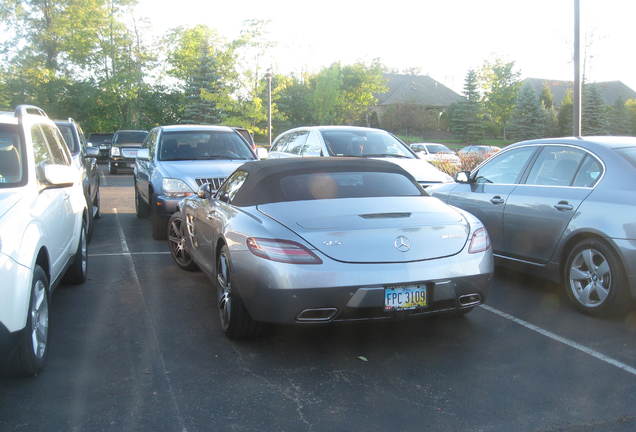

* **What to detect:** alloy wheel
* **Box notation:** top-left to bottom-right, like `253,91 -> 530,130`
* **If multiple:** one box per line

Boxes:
80,226 -> 87,275
168,218 -> 192,266
216,252 -> 232,330
31,280 -> 49,360
569,248 -> 611,308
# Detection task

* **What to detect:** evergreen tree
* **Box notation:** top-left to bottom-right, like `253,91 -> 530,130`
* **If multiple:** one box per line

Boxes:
540,84 -> 554,110
448,70 -> 482,143
582,85 -> 609,135
608,98 -> 630,135
508,85 -> 545,140
182,42 -> 226,124
558,88 -> 573,136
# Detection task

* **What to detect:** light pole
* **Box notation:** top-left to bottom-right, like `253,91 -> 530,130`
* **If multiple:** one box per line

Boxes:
573,0 -> 582,137
265,69 -> 273,148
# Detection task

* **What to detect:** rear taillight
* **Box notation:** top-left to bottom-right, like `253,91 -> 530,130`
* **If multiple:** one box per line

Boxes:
468,227 -> 490,254
246,238 -> 323,264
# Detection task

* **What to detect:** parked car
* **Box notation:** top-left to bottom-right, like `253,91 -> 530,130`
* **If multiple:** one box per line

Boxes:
87,132 -> 113,162
232,127 -> 256,152
457,145 -> 501,157
109,129 -> 148,174
268,126 -> 453,187
55,118 -> 101,240
0,105 -> 88,376
431,137 -> 636,316
168,158 -> 493,339
411,143 -> 461,166
134,125 -> 257,240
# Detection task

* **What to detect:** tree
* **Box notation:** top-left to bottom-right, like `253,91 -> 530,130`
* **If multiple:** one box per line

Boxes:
582,84 -> 608,135
479,59 -> 521,139
608,98 -> 630,135
626,99 -> 636,136
557,88 -> 573,136
508,85 -> 545,140
540,84 -> 554,110
448,69 -> 482,143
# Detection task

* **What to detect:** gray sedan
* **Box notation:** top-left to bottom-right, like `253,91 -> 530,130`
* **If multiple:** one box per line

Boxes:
167,158 -> 493,338
431,137 -> 636,316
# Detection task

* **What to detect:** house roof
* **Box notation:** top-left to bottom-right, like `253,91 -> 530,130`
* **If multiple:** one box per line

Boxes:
377,73 -> 463,107
522,78 -> 636,106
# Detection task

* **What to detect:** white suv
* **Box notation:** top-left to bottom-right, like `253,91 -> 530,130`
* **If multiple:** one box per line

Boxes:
0,105 -> 88,376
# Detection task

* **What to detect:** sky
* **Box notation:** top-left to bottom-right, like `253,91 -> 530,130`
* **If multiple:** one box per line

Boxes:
135,0 -> 636,94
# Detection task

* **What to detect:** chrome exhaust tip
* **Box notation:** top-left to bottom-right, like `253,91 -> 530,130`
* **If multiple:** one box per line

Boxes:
458,293 -> 482,307
296,308 -> 338,322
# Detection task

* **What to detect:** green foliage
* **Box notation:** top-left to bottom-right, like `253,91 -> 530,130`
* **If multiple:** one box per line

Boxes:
608,98 -> 631,135
508,85 -> 545,140
540,84 -> 554,110
582,85 -> 609,135
626,99 -> 636,136
479,59 -> 521,139
557,88 -> 573,136
448,70 -> 482,143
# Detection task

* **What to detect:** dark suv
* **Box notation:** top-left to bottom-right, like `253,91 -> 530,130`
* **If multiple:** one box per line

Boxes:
109,129 -> 148,174
88,133 -> 114,162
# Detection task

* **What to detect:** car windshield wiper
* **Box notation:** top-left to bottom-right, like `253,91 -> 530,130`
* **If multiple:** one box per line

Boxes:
362,153 -> 411,159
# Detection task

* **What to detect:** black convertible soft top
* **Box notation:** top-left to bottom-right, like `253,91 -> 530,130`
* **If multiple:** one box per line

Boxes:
230,157 -> 419,206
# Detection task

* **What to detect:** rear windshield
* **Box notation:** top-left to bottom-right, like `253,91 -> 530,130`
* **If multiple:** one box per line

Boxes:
114,131 -> 147,145
56,124 -> 79,154
278,171 -> 422,202
88,134 -> 112,144
426,144 -> 453,154
0,124 -> 26,187
615,147 -> 636,168
159,131 -> 255,161
320,129 -> 414,159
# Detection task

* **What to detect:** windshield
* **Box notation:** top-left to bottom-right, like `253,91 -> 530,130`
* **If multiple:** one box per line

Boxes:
114,131 -> 147,146
89,134 -> 112,145
320,129 -> 414,159
426,144 -> 453,154
0,125 -> 25,187
158,130 -> 256,161
56,124 -> 79,154
615,147 -> 636,168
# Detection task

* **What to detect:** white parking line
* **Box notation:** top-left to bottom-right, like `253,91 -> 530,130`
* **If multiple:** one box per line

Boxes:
480,304 -> 636,377
113,208 -> 188,432
89,251 -> 170,257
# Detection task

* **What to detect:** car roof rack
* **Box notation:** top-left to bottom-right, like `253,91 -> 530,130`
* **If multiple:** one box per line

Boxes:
15,105 -> 48,118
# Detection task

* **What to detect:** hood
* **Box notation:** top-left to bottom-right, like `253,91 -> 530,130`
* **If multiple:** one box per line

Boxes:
374,157 -> 453,183
159,160 -> 249,190
0,190 -> 22,220
257,196 -> 469,263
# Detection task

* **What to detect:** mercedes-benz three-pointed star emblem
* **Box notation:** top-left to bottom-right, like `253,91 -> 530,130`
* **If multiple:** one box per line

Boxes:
393,235 -> 410,252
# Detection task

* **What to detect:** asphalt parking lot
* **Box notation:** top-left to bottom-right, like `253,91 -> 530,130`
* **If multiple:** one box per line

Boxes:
2,165 -> 636,432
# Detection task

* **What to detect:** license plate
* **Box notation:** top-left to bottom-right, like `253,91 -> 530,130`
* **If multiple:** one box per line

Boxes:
384,285 -> 427,311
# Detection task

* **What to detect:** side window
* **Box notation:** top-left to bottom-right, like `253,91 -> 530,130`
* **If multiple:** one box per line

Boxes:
77,125 -> 87,150
572,155 -> 603,187
31,124 -> 70,166
302,132 -> 324,157
218,170 -> 248,202
525,146 -> 585,186
474,147 -> 536,184
145,128 -> 158,157
271,133 -> 290,153
286,132 -> 309,155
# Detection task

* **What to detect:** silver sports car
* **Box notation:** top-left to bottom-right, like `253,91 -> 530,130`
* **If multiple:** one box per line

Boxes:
168,158 -> 493,338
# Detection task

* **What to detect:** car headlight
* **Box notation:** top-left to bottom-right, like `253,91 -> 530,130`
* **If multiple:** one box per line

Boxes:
162,178 -> 193,198
111,147 -> 121,156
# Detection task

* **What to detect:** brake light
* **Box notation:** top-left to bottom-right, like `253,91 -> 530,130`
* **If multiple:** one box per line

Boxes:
468,227 -> 490,254
246,238 -> 322,264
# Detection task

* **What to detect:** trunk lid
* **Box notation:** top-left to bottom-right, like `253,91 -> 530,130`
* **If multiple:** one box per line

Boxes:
257,196 -> 469,263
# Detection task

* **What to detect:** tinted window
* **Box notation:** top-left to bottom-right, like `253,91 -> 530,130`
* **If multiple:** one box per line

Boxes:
57,124 -> 79,154
158,131 -> 254,161
572,155 -> 603,187
279,171 -> 422,202
475,147 -> 535,184
37,124 -> 70,166
114,131 -> 147,145
0,124 -> 25,187
320,129 -> 413,158
88,134 -> 113,145
525,146 -> 585,186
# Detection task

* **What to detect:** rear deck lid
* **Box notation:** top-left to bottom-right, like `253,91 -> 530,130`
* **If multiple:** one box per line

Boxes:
257,196 -> 469,263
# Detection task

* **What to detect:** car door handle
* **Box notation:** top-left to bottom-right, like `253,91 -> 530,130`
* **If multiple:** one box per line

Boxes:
554,201 -> 574,211
490,196 -> 505,205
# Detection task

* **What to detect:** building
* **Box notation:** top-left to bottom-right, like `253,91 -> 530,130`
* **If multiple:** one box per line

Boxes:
522,78 -> 636,106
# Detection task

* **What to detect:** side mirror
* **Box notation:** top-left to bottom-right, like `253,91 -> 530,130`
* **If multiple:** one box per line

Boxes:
197,183 -> 212,199
85,147 -> 99,158
455,171 -> 471,183
38,164 -> 77,187
256,147 -> 269,159
136,148 -> 150,160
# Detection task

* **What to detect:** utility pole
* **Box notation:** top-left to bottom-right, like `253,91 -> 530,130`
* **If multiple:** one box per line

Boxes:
573,0 -> 582,137
265,69 -> 273,148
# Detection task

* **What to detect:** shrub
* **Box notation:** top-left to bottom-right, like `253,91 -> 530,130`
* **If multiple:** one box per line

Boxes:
429,153 -> 490,177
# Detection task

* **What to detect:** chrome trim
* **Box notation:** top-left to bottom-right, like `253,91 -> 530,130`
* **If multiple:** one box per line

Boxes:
493,253 -> 545,267
296,308 -> 338,322
458,293 -> 482,307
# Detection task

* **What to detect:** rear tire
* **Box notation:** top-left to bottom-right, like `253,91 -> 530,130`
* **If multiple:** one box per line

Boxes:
216,245 -> 262,339
151,207 -> 168,240
64,221 -> 88,285
93,187 -> 101,220
10,265 -> 49,376
564,238 -> 630,316
168,213 -> 199,271
134,183 -> 150,218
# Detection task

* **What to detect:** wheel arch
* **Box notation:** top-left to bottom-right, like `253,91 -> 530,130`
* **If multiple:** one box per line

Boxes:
558,231 -> 624,282
35,246 -> 51,286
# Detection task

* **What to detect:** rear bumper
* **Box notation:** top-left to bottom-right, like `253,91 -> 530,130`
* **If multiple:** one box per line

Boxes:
612,238 -> 636,298
232,249 -> 493,324
110,156 -> 135,169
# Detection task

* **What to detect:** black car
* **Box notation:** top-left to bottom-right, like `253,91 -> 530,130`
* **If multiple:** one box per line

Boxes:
88,132 -> 114,162
109,129 -> 148,174
54,118 -> 101,239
